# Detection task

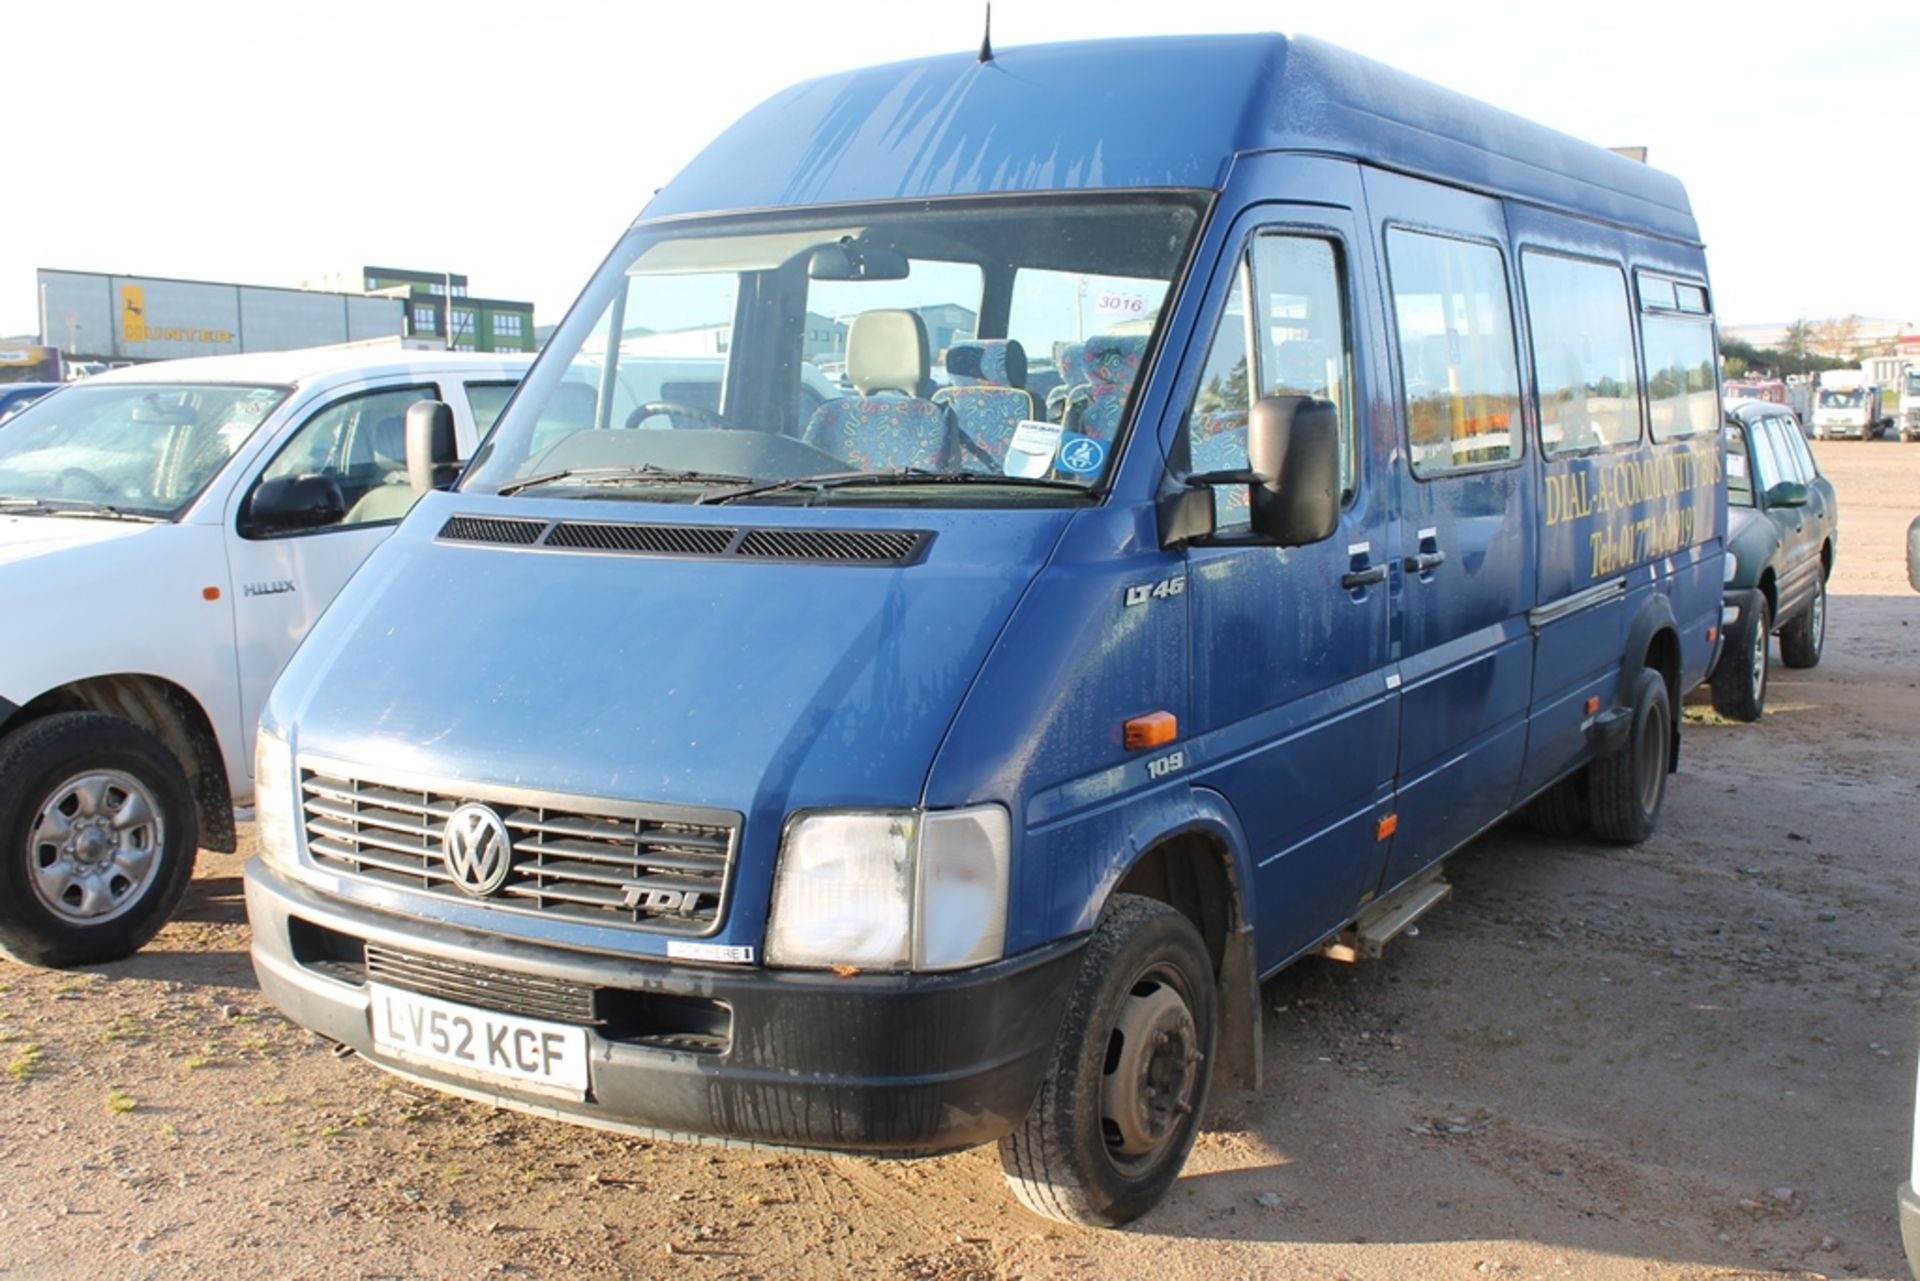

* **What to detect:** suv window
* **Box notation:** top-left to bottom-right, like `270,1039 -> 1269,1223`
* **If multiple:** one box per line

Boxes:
1747,416 -> 1790,496
1724,422 -> 1754,507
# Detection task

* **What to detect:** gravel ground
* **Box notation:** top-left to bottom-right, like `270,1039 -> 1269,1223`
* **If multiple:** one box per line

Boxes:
2,439 -> 1916,1281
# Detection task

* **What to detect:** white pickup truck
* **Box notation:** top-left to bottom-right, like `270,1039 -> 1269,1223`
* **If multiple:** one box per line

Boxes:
0,347 -> 528,966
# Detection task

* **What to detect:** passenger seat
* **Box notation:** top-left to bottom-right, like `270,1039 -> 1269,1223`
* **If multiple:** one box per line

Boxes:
1065,334 -> 1147,442
802,310 -> 954,469
933,339 -> 1034,470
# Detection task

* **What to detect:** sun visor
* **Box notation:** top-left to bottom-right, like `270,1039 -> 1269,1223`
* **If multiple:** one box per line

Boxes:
628,227 -> 866,276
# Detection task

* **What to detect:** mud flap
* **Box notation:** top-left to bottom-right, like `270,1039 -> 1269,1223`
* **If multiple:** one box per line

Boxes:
1215,922 -> 1261,1090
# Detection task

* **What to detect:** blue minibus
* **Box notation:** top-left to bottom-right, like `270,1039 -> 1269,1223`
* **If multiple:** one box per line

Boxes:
246,33 -> 1726,1226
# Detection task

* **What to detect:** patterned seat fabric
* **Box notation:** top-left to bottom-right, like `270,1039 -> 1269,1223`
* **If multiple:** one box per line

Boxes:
1067,334 -> 1147,443
1190,408 -> 1251,523
803,309 -> 952,469
935,339 -> 1034,469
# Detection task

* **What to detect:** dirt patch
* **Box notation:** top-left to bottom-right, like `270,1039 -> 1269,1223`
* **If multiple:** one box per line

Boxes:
3,440 -> 1916,1280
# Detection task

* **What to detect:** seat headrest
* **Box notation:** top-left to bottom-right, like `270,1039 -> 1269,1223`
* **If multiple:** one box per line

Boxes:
847,310 -> 930,397
369,414 -> 407,464
945,339 -> 1027,388
1082,335 -> 1146,387
1057,343 -> 1087,383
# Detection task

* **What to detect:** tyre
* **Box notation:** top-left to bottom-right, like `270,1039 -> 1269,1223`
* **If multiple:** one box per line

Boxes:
1520,770 -> 1589,837
0,712 -> 199,968
1710,593 -> 1770,723
1000,894 -> 1216,1227
1589,668 -> 1672,845
1779,576 -> 1826,669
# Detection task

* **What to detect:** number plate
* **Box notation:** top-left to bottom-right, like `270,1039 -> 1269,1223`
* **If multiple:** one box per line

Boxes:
368,983 -> 590,1099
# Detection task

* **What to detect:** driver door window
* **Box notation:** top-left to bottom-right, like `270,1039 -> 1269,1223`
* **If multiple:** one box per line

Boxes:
249,384 -> 438,535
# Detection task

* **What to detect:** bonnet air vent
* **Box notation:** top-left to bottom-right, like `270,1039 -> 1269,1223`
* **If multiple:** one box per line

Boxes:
546,521 -> 736,556
438,515 -> 547,545
437,515 -> 930,566
735,527 -> 925,564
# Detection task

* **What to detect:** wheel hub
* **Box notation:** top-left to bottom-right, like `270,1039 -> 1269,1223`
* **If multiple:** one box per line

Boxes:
27,770 -> 164,924
1101,977 -> 1201,1159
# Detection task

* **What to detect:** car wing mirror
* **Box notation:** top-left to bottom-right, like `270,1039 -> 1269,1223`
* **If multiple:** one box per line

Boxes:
1764,480 -> 1808,509
1161,395 -> 1340,550
245,473 -> 345,536
406,400 -> 459,495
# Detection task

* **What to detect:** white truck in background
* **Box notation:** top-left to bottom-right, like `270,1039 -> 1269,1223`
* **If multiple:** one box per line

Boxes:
1812,368 -> 1883,440
1900,365 -> 1920,442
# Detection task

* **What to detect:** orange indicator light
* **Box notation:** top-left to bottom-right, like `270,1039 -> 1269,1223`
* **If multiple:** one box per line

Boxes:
1585,696 -> 1601,715
202,586 -> 221,601
1123,711 -> 1178,751
1376,813 -> 1399,841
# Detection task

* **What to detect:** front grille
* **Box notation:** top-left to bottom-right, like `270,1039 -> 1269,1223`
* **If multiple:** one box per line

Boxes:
300,769 -> 739,936
366,942 -> 599,1024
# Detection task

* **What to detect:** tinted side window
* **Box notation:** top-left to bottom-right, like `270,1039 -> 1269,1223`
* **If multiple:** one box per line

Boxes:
1521,251 -> 1641,455
1638,271 -> 1717,440
1777,417 -> 1818,479
1747,417 -> 1789,495
1387,229 -> 1523,475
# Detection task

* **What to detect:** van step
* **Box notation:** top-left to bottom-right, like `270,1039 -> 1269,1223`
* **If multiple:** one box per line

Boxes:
1321,872 -> 1452,963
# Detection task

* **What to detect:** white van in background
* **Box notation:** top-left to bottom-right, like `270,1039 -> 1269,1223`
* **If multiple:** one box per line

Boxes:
0,347 -> 529,966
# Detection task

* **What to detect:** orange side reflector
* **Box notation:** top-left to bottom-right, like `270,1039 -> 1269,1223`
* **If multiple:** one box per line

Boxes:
1585,696 -> 1601,715
201,586 -> 221,601
1376,813 -> 1398,841
1707,626 -> 1718,643
1124,711 -> 1179,751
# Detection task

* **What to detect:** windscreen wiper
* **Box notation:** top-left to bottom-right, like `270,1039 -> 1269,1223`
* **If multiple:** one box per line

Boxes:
495,464 -> 753,497
697,468 -> 1093,505
0,496 -> 162,523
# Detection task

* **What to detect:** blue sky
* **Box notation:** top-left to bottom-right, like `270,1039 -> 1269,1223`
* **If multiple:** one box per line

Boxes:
4,0 -> 1912,338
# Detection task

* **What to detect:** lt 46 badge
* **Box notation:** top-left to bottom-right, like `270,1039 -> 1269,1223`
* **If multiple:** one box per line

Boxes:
1125,574 -> 1186,608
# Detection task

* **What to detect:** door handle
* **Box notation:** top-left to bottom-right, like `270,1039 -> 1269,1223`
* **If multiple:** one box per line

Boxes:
1404,550 -> 1447,574
1341,564 -> 1388,590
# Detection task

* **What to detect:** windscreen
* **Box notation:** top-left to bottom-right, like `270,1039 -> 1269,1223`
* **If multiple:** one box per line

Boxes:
464,194 -> 1207,506
0,383 -> 287,518
1818,388 -> 1864,409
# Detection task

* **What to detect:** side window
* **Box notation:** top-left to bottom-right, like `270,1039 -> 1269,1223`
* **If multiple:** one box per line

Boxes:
1387,229 -> 1523,475
1521,251 -> 1641,455
1638,271 -> 1717,440
251,384 -> 438,533
1724,422 -> 1754,507
1777,416 -> 1818,479
1180,233 -> 1355,528
1747,417 -> 1788,496
463,381 -> 518,438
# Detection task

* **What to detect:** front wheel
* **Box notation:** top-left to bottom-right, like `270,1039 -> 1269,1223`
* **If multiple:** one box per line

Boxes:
1589,669 -> 1672,845
1710,593 -> 1770,723
1000,894 -> 1216,1227
1779,576 -> 1826,669
0,713 -> 199,968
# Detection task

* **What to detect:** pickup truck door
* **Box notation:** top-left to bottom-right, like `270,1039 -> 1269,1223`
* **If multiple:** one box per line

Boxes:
225,378 -> 476,773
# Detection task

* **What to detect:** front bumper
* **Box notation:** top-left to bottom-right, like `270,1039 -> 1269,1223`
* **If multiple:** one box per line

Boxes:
1901,1179 -> 1920,1279
246,858 -> 1082,1156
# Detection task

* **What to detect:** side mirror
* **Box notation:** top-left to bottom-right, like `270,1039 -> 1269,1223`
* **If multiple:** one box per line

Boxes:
246,473 -> 345,536
405,400 -> 459,495
1247,395 -> 1340,546
1907,516 -> 1920,593
1764,480 -> 1808,508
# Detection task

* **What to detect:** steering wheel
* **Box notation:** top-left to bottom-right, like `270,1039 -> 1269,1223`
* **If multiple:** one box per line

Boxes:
624,401 -> 731,431
58,467 -> 118,499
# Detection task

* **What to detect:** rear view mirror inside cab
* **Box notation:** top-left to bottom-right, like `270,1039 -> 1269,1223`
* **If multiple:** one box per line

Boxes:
807,240 -> 911,281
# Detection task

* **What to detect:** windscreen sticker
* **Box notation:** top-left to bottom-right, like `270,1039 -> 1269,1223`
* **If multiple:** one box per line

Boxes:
1727,454 -> 1747,478
1004,419 -> 1064,478
1056,433 -> 1107,476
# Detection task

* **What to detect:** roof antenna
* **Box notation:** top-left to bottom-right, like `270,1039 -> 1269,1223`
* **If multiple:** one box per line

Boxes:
978,2 -> 993,62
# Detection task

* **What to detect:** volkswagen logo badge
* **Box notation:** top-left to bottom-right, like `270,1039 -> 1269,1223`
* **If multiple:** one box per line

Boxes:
442,803 -> 513,897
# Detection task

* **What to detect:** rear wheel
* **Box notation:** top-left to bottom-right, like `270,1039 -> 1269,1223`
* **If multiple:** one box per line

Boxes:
1710,594 -> 1770,723
1000,894 -> 1216,1227
1589,669 -> 1671,845
0,713 -> 199,968
1779,577 -> 1826,669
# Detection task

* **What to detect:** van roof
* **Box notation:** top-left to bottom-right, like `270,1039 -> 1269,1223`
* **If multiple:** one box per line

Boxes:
643,34 -> 1698,244
82,345 -> 533,389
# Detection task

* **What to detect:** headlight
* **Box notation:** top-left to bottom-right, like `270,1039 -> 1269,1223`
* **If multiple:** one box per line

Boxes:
766,804 -> 1010,972
254,726 -> 299,871
1722,551 -> 1738,584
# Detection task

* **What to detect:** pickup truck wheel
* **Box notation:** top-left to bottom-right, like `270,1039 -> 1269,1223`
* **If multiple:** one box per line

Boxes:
0,713 -> 199,968
1710,594 -> 1770,723
1779,578 -> 1826,669
999,894 -> 1215,1227
1589,669 -> 1671,845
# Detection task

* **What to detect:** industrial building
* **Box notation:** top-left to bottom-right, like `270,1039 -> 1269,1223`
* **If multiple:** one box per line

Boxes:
33,265 -> 536,365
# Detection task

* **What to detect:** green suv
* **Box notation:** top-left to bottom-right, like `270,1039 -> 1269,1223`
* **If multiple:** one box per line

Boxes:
1712,401 -> 1838,720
